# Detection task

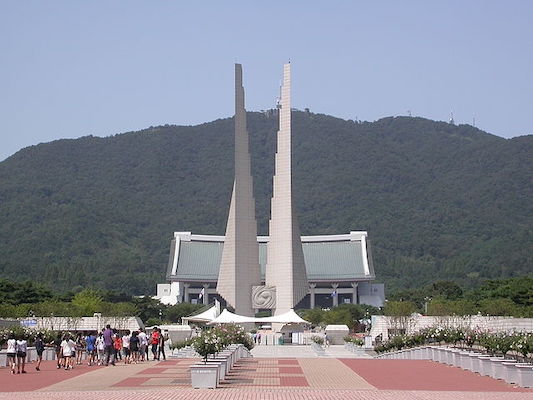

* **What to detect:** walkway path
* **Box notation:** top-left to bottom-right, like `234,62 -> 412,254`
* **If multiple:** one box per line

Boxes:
0,354 -> 531,399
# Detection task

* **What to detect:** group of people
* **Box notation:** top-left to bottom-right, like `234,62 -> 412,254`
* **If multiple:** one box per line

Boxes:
6,334 -> 29,374
6,326 -> 167,373
252,332 -> 262,345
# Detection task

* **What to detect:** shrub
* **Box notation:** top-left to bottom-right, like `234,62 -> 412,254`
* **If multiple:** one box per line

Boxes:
343,335 -> 363,345
311,335 -> 324,345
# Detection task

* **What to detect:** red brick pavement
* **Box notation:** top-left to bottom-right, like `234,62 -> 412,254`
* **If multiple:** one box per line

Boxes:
2,357 -> 532,396
0,360 -> 103,392
340,359 -> 533,392
1,389 -> 533,400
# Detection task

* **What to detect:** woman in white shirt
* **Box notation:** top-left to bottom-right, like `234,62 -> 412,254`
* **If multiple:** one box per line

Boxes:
16,335 -> 28,374
6,334 -> 17,374
122,330 -> 131,364
95,332 -> 105,366
60,334 -> 76,370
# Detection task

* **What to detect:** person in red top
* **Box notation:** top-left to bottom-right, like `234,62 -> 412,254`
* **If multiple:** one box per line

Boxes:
113,333 -> 123,362
150,327 -> 160,361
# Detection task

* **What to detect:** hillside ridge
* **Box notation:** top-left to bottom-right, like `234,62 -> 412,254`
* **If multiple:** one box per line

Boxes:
0,112 -> 531,294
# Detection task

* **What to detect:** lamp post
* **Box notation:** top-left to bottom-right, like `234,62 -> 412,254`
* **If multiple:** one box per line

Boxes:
424,297 -> 431,315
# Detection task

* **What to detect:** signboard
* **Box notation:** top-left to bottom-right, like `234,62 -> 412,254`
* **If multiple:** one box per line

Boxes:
20,319 -> 37,327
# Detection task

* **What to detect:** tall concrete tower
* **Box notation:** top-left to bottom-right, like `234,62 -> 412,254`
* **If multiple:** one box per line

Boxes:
216,64 -> 262,317
265,63 -> 308,314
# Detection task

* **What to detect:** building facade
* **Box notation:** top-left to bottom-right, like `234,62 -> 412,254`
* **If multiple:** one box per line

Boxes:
157,231 -> 384,310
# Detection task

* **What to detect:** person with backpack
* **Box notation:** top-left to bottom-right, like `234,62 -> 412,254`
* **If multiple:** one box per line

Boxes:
34,333 -> 45,371
15,334 -> 28,374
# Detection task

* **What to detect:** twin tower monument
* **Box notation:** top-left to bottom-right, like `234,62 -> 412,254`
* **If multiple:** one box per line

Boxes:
216,63 -> 308,318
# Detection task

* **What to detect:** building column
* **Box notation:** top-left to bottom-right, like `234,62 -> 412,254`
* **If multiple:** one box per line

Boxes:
183,283 -> 190,303
351,282 -> 358,305
203,283 -> 210,306
332,283 -> 339,307
309,283 -> 316,309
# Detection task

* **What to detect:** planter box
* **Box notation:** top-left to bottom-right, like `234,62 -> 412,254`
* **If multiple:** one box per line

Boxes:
472,355 -> 491,374
491,359 -> 516,380
443,348 -> 455,365
481,357 -> 503,377
456,351 -> 473,369
419,346 -> 431,360
43,348 -> 56,361
464,352 -> 483,371
449,349 -> 462,366
219,351 -> 234,369
516,365 -> 533,388
191,364 -> 220,389
502,362 -> 531,384
204,360 -> 225,381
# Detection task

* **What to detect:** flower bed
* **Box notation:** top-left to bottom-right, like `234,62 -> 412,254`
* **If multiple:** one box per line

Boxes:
374,326 -> 532,362
192,324 -> 253,362
0,326 -> 56,346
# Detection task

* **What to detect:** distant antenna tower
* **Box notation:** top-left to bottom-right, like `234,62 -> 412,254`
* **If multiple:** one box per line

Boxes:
473,117 -> 476,127
449,111 -> 455,125
407,110 -> 412,117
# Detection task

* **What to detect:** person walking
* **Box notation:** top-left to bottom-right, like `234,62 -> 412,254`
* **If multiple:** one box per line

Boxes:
138,328 -> 148,361
75,332 -> 85,365
129,331 -> 140,364
15,334 -> 28,374
6,334 -> 17,374
103,325 -> 115,366
34,333 -> 45,371
150,327 -> 160,361
95,331 -> 105,365
60,334 -> 75,370
158,328 -> 167,361
122,330 -> 131,364
113,332 -> 122,361
86,331 -> 96,366
50,333 -> 63,369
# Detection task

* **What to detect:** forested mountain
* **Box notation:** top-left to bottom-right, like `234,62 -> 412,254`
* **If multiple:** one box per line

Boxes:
0,112 -> 531,295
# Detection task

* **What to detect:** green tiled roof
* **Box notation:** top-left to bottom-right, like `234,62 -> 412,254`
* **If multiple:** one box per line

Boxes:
172,239 -> 372,282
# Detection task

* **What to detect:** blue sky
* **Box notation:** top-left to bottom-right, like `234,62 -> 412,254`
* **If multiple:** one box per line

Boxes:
1,0 -> 532,161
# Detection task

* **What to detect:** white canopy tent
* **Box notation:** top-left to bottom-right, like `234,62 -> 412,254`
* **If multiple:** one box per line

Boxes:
259,309 -> 310,324
207,308 -> 310,325
207,309 -> 257,324
182,300 -> 221,324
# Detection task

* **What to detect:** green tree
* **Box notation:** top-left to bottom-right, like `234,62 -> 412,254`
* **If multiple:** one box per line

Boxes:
166,302 -> 203,323
384,301 -> 417,316
322,308 -> 353,328
478,298 -> 517,316
71,289 -> 104,316
131,296 -> 166,323
101,302 -> 138,317
430,281 -> 463,300
302,308 -> 325,327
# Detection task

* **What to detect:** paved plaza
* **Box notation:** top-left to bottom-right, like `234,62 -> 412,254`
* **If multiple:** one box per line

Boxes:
0,347 -> 531,399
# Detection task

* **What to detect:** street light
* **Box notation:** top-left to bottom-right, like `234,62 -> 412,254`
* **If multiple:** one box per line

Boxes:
424,297 -> 431,315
